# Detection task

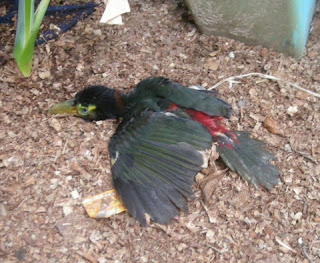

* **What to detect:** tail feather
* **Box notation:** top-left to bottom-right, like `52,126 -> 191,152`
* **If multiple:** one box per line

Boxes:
186,110 -> 280,190
216,131 -> 280,190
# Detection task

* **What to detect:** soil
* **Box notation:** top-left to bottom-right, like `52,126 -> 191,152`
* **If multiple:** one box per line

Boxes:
0,0 -> 320,262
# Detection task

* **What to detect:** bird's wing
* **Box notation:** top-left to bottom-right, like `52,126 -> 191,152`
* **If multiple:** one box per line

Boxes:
109,111 -> 212,226
134,77 -> 232,118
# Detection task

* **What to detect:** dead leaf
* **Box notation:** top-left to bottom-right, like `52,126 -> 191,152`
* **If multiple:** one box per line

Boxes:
263,116 -> 284,136
200,169 -> 227,203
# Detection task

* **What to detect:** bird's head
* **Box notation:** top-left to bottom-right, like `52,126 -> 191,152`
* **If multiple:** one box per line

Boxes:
49,86 -> 125,121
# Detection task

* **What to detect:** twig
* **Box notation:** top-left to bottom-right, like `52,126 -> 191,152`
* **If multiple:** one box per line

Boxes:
76,251 -> 98,263
203,242 -> 225,254
293,150 -> 319,164
62,137 -> 69,155
311,246 -> 320,252
200,200 -> 216,223
275,236 -> 297,253
54,137 -> 68,162
298,237 -> 315,263
289,142 -> 319,164
208,72 -> 320,98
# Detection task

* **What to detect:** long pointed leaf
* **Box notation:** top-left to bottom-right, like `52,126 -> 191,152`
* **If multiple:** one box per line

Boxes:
14,0 -> 50,77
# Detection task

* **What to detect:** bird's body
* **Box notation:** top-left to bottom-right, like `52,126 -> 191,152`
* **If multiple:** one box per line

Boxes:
49,77 -> 280,226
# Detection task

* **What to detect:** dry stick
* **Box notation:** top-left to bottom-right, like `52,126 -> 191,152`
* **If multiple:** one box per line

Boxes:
76,251 -> 98,263
208,72 -> 320,98
62,137 -> 69,155
291,148 -> 319,164
203,242 -> 225,254
275,236 -> 298,254
298,237 -> 315,263
212,73 -> 320,163
200,200 -> 216,224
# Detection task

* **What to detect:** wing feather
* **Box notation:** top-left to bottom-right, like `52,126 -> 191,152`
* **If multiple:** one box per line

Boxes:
109,111 -> 212,225
132,77 -> 232,118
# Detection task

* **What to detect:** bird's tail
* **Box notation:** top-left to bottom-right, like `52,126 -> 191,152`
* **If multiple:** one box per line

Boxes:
216,131 -> 280,190
186,109 -> 280,189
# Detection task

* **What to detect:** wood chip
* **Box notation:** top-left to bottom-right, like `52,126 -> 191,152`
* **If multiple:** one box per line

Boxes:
49,118 -> 61,132
263,116 -> 284,136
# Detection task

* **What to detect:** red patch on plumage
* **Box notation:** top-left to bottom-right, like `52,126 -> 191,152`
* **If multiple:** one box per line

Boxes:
186,109 -> 237,148
167,104 -> 237,148
167,103 -> 179,111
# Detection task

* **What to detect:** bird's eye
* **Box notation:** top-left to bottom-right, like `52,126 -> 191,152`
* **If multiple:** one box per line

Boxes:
77,104 -> 89,116
80,108 -> 88,115
77,104 -> 96,117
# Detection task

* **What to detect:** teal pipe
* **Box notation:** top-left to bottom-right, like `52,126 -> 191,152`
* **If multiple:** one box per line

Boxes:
290,0 -> 317,58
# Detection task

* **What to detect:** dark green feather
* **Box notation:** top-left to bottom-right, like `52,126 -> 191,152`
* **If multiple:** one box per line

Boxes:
127,77 -> 232,118
217,131 -> 280,190
109,111 -> 212,226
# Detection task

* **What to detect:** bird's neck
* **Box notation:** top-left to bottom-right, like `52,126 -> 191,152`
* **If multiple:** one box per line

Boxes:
94,89 -> 128,120
113,91 -> 126,117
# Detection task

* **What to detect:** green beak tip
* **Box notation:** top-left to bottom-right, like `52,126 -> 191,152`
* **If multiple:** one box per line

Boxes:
48,99 -> 77,115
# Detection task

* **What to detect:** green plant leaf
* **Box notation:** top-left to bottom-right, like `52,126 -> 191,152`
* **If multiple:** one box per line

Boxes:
14,0 -> 50,77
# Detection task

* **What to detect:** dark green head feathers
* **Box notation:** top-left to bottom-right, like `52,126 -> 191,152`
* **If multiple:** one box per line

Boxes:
49,85 -> 124,120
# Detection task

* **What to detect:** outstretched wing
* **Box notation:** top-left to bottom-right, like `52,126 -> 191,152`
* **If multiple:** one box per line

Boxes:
132,77 -> 232,118
109,111 -> 212,226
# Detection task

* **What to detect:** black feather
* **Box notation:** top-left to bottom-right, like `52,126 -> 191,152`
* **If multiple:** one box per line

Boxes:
217,131 -> 280,190
109,111 -> 212,225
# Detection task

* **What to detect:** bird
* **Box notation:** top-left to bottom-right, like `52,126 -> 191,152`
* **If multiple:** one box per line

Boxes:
49,77 -> 280,226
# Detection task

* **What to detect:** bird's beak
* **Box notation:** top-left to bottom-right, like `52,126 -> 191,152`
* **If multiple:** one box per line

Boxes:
48,99 -> 79,116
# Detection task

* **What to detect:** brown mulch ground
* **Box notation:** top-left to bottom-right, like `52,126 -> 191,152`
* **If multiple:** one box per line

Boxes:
1,1 -> 320,262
